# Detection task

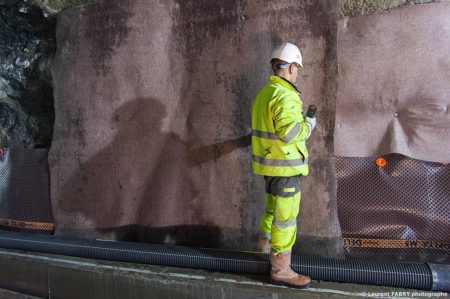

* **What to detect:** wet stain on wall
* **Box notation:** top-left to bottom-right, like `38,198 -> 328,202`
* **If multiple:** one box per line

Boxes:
171,0 -> 246,70
84,0 -> 134,73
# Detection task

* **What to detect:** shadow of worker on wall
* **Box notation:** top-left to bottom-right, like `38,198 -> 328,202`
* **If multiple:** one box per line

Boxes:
57,98 -> 191,238
56,98 -> 251,248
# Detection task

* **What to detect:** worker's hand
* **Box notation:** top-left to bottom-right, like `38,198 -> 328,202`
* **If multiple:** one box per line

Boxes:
305,116 -> 317,130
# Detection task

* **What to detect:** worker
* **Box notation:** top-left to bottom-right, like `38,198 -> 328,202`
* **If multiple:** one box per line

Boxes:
251,42 -> 316,289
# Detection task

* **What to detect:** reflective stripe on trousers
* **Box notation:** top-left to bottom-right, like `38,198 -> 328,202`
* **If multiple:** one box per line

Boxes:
260,175 -> 301,254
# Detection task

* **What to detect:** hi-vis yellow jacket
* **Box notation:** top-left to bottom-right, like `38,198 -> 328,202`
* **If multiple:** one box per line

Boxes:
251,76 -> 312,177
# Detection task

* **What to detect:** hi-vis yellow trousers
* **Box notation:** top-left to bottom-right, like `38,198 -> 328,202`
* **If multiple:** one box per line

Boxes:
260,176 -> 301,254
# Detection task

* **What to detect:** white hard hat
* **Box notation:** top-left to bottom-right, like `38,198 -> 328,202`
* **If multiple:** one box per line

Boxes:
270,43 -> 303,68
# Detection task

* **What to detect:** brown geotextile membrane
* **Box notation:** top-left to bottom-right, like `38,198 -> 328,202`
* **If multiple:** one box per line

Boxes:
49,0 -> 342,256
335,2 -> 450,163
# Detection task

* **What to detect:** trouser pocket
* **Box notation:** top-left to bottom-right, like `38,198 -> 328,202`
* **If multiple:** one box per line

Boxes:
275,196 -> 294,222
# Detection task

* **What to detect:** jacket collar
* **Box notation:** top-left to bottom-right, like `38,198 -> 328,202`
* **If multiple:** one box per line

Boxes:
269,75 -> 302,95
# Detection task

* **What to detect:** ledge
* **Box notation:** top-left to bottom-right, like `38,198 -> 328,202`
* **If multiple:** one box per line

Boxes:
0,248 -> 443,299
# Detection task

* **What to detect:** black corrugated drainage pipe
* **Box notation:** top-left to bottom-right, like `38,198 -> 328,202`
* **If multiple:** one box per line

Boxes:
0,231 -> 448,292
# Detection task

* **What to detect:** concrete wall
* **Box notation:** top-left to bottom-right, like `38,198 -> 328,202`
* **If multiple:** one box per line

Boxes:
50,0 -> 342,257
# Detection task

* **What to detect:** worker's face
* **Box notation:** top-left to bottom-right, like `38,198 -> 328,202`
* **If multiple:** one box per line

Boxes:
290,63 -> 300,83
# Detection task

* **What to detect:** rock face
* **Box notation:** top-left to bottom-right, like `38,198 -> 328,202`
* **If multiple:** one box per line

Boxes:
339,0 -> 439,17
32,0 -> 442,17
0,0 -> 55,147
32,0 -> 97,15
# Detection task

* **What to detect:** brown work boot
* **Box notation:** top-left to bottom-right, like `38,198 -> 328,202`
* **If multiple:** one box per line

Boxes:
256,235 -> 271,253
270,251 -> 311,289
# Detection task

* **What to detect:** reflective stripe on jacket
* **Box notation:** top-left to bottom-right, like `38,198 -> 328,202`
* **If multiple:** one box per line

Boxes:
251,76 -> 311,177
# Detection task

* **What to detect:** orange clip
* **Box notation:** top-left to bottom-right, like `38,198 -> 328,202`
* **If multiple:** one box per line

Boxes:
376,157 -> 387,167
